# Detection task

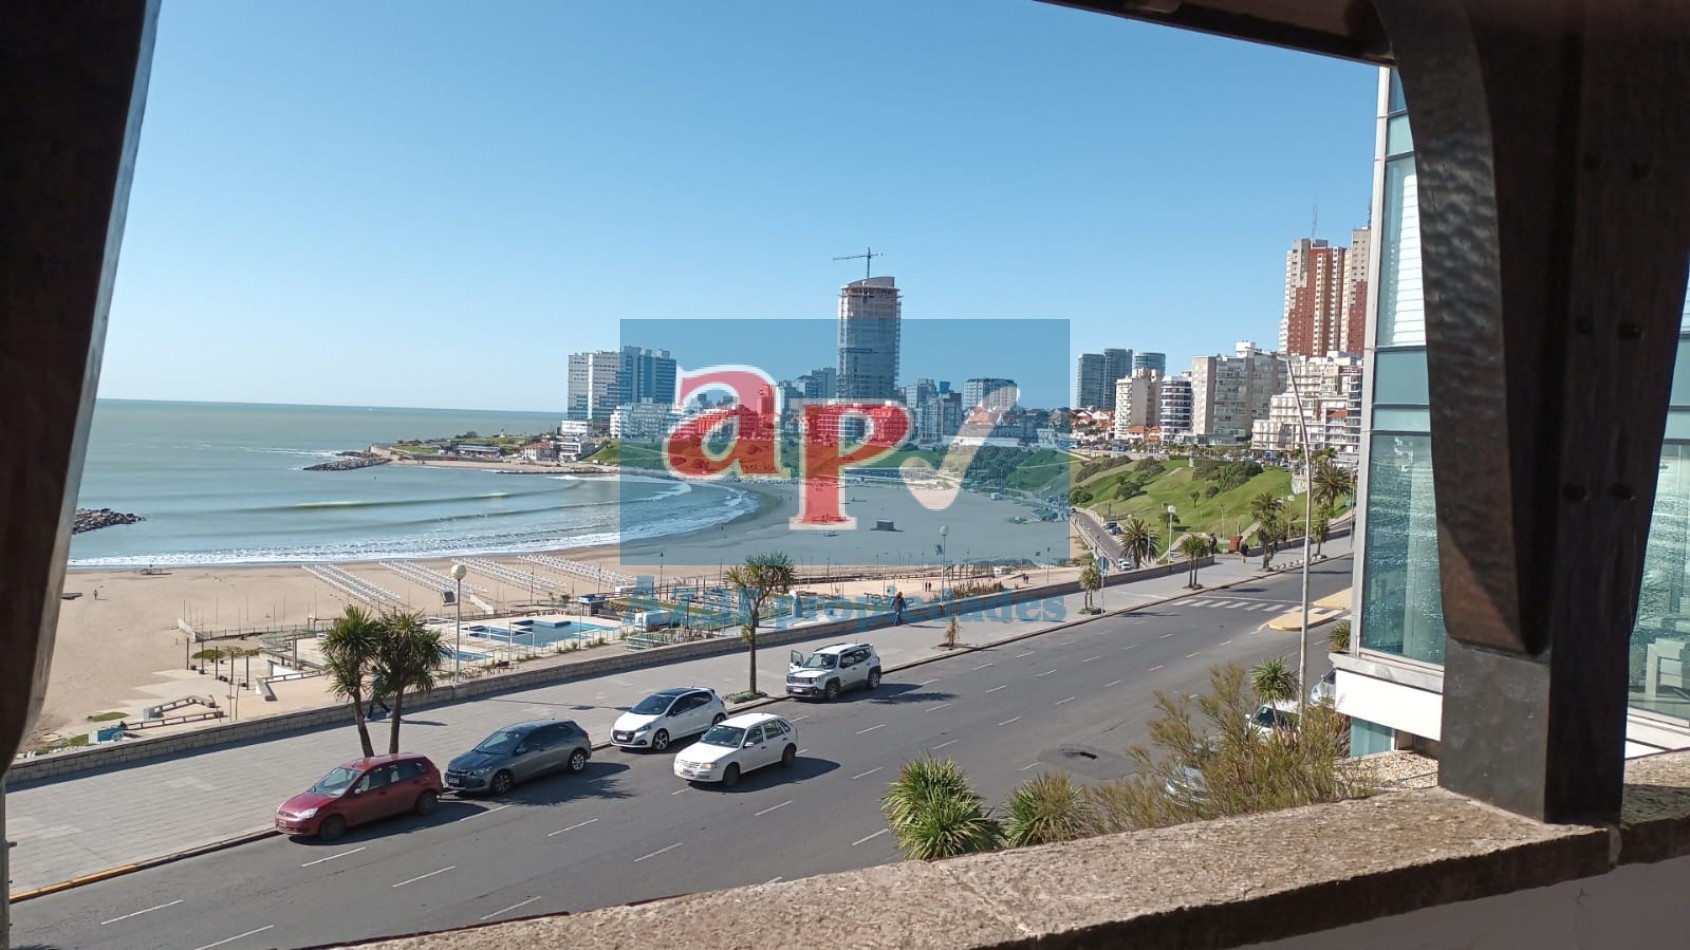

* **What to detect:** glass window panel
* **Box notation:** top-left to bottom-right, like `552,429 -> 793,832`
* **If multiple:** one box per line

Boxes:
1667,412 -> 1690,441
1386,114 -> 1414,156
1360,433 -> 1447,665
1674,338 -> 1690,407
1388,70 -> 1406,114
1372,407 -> 1431,432
1630,443 -> 1690,719
1373,348 -> 1429,407
1350,718 -> 1394,757
1377,158 -> 1424,346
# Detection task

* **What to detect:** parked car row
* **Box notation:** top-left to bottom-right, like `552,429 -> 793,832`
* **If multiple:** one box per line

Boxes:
273,642 -> 881,841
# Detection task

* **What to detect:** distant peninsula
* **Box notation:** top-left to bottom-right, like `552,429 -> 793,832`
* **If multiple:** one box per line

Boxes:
304,451 -> 390,472
74,508 -> 143,534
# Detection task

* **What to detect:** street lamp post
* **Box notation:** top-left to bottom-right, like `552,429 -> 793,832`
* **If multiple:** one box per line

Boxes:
1276,353 -> 1315,716
939,525 -> 953,628
1166,504 -> 1177,564
450,563 -> 467,685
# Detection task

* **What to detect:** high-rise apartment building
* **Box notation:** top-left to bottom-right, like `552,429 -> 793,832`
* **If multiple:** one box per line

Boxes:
900,378 -> 946,445
795,366 -> 837,400
1112,370 -> 1160,441
1132,352 -> 1166,377
837,277 -> 900,400
963,378 -> 1018,413
1158,374 -> 1194,439
1074,353 -> 1108,409
1249,353 -> 1364,462
1188,342 -> 1286,444
618,346 -> 677,407
566,350 -> 622,424
1073,348 -> 1135,409
1281,239 -> 1349,357
1342,227 -> 1372,353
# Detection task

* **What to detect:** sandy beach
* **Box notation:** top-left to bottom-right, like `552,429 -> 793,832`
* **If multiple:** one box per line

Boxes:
36,477 -> 1081,750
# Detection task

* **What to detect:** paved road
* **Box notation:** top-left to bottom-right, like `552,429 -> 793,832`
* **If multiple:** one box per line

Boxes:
1071,507 -> 1125,564
11,559 -> 1352,950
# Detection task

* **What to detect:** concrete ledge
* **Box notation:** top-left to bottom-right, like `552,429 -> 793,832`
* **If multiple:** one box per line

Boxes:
315,750 -> 1690,950
7,559 -> 1210,786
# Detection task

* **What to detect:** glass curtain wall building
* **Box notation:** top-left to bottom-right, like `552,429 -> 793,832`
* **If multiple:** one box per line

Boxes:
1341,69 -> 1690,756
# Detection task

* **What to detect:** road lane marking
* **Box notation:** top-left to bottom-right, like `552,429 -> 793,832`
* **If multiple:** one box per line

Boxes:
931,739 -> 958,751
1037,669 -> 1057,677
671,787 -> 689,795
915,679 -> 934,687
852,829 -> 890,846
192,925 -> 276,950
999,716 -> 1021,726
1020,762 -> 1041,771
456,803 -> 510,822
1083,655 -> 1103,663
926,702 -> 953,712
634,842 -> 683,862
1054,696 -> 1076,706
764,876 -> 784,885
851,767 -> 884,780
101,899 -> 184,926
393,866 -> 456,888
985,685 -> 1009,693
301,846 -> 366,868
1220,639 -> 1233,646
973,662 -> 996,670
1148,664 -> 1165,672
856,723 -> 886,735
480,896 -> 542,921
798,748 -> 809,754
754,800 -> 793,816
1105,679 -> 1123,688
1186,651 -> 1201,658
547,817 -> 599,836
789,715 -> 809,722
1123,643 -> 1140,651
1014,651 -> 1036,658
1159,633 -> 1174,639
1131,618 -> 1149,625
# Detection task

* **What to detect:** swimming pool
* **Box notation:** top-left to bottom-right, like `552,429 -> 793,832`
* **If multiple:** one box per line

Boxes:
464,620 -> 608,648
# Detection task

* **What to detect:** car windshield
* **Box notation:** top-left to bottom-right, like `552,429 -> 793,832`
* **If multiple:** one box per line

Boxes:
1252,708 -> 1297,729
310,765 -> 362,796
799,654 -> 837,670
474,729 -> 527,755
632,694 -> 676,715
699,724 -> 746,748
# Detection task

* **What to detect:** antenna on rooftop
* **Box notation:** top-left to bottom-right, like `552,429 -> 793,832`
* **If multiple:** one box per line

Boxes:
833,247 -> 884,281
1311,203 -> 1319,241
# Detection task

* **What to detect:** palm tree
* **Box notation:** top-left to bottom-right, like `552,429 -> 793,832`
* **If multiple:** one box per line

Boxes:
1078,561 -> 1102,610
1312,462 -> 1354,513
1249,491 -> 1285,526
1251,656 -> 1298,705
1310,509 -> 1331,557
1116,515 -> 1158,569
1004,773 -> 1094,847
1176,533 -> 1213,588
322,606 -> 383,757
371,611 -> 444,754
883,758 -> 1002,860
724,551 -> 796,696
1254,515 -> 1287,569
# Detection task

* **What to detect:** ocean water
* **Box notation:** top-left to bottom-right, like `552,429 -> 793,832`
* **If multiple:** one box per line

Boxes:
69,400 -> 750,566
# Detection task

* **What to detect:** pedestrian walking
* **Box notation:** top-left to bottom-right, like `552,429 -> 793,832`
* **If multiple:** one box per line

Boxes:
893,591 -> 906,625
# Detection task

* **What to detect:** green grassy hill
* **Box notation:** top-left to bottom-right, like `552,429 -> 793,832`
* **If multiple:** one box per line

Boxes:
1077,457 -> 1304,539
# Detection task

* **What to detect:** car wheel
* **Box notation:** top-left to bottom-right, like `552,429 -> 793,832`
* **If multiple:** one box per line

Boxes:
490,769 -> 515,795
414,790 -> 439,815
652,729 -> 671,752
568,749 -> 588,773
867,669 -> 881,690
722,763 -> 741,788
781,744 -> 796,768
711,713 -> 726,727
318,814 -> 346,842
824,680 -> 841,701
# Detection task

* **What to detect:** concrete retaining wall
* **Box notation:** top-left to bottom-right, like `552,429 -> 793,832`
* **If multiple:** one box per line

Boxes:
6,557 -> 1210,786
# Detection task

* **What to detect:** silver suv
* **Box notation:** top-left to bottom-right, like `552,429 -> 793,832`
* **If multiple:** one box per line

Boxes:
786,643 -> 882,701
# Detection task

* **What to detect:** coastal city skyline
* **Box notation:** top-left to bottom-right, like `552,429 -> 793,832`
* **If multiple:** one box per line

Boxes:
95,1 -> 1374,414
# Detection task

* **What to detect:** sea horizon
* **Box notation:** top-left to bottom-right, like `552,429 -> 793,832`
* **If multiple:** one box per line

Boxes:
70,399 -> 750,567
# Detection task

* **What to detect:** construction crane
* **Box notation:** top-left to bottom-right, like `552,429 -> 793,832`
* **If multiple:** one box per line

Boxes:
834,247 -> 884,281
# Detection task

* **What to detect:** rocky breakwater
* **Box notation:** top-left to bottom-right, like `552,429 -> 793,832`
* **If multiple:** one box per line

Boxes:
304,451 -> 391,472
73,508 -> 144,534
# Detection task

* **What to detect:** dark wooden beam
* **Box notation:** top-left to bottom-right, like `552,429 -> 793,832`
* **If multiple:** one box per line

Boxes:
1039,0 -> 1392,65
0,1 -> 159,771
1376,0 -> 1690,821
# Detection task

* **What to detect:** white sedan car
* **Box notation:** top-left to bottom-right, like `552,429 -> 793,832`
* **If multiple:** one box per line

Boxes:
673,713 -> 799,787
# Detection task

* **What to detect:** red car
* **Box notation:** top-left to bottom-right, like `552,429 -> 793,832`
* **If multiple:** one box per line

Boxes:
275,753 -> 443,842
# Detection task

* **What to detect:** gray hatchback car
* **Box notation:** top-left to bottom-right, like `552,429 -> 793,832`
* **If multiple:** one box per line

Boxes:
444,719 -> 592,795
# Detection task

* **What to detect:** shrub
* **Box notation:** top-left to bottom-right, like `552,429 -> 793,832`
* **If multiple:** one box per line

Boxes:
1133,458 -> 1166,478
1328,620 -> 1352,654
1204,485 -> 1220,498
1004,773 -> 1095,847
883,758 -> 1002,860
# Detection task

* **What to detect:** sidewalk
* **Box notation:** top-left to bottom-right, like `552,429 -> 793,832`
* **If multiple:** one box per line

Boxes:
4,544 -> 1321,897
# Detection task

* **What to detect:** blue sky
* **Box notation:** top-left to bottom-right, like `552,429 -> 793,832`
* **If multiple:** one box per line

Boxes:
102,1 -> 1377,413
